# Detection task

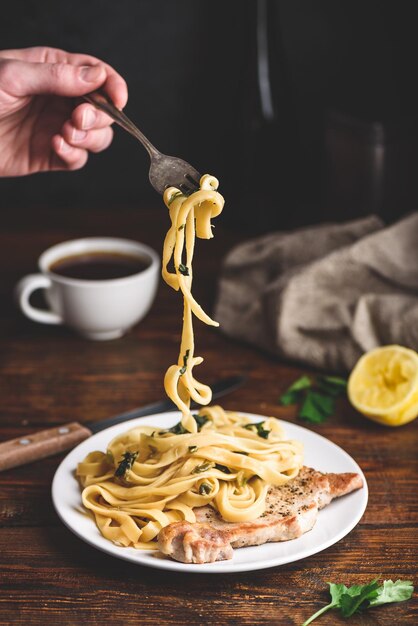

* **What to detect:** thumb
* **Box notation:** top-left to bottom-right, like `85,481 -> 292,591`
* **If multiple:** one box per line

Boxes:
0,58 -> 107,97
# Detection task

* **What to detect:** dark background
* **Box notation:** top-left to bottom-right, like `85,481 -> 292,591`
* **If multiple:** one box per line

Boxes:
1,0 -> 418,231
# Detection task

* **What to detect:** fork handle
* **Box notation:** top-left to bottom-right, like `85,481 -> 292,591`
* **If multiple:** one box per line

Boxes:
83,90 -> 159,159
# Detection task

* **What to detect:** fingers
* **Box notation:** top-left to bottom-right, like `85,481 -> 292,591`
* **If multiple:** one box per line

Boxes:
61,120 -> 114,153
101,71 -> 128,109
37,47 -> 128,109
71,102 -> 113,131
0,47 -> 128,108
51,135 -> 88,171
51,124 -> 114,171
0,46 -> 127,174
0,58 -> 109,98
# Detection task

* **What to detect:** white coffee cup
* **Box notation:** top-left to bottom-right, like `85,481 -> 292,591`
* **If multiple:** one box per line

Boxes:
15,237 -> 160,340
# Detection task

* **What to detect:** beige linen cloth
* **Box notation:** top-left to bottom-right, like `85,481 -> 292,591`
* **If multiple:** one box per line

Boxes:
214,212 -> 418,372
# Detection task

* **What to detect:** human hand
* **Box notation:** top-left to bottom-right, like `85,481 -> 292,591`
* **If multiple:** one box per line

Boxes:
0,46 -> 128,176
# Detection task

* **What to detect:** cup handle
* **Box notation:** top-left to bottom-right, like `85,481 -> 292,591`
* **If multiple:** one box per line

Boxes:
15,274 -> 63,325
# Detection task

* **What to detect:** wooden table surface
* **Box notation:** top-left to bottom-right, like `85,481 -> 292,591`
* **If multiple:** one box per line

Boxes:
0,206 -> 416,626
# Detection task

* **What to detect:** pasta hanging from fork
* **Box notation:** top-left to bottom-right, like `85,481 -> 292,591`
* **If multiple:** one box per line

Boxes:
162,175 -> 225,433
76,174 -> 304,551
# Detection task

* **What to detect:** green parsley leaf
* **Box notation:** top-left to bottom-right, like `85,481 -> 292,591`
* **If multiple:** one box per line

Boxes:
236,470 -> 248,487
339,579 -> 380,617
167,191 -> 184,206
214,463 -> 231,474
302,577 -> 414,625
194,413 -> 210,430
321,375 -> 347,389
280,376 -> 312,405
159,421 -> 188,435
192,461 -> 213,474
316,375 -> 347,397
280,390 -> 302,406
114,451 -> 138,478
178,263 -> 189,276
328,583 -> 349,605
179,349 -> 190,375
198,482 -> 212,495
106,451 -> 114,464
287,375 -> 312,392
299,391 -> 335,423
244,421 -> 270,439
159,412 -> 209,437
167,422 -> 188,435
279,374 -> 347,423
370,579 -> 414,607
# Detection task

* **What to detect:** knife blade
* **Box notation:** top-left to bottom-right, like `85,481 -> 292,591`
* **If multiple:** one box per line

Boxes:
86,374 -> 245,433
0,375 -> 245,472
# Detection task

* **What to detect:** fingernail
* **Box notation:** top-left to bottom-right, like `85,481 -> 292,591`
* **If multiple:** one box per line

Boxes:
80,65 -> 104,82
59,138 -> 71,153
72,128 -> 87,142
82,107 -> 96,129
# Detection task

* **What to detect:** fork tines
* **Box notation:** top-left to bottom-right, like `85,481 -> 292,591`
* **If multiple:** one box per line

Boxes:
177,173 -> 201,195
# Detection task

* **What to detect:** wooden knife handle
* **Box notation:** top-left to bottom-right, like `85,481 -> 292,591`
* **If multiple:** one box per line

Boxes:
0,422 -> 92,472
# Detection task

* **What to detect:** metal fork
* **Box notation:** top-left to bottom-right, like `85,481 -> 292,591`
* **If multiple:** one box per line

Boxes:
83,90 -> 201,196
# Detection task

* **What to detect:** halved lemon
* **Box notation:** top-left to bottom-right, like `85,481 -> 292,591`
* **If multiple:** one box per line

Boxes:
348,345 -> 418,426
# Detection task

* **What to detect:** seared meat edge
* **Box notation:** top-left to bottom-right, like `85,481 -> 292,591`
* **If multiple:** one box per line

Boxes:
158,467 -> 363,564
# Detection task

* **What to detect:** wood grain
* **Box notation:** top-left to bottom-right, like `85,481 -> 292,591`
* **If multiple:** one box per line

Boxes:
0,207 -> 416,625
0,422 -> 92,471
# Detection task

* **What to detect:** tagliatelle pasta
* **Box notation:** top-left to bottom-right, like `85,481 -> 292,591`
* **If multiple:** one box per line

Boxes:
77,406 -> 303,548
77,175 -> 303,549
161,174 -> 224,433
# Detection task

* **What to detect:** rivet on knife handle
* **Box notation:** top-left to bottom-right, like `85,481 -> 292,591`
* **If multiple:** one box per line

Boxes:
0,422 -> 92,472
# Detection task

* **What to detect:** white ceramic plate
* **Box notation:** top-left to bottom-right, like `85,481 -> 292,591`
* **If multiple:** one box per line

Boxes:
52,412 -> 368,573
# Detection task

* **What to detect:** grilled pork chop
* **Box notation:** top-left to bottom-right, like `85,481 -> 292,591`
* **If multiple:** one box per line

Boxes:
158,466 -> 363,564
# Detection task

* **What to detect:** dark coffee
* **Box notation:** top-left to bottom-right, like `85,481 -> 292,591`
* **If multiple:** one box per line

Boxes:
49,251 -> 150,280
